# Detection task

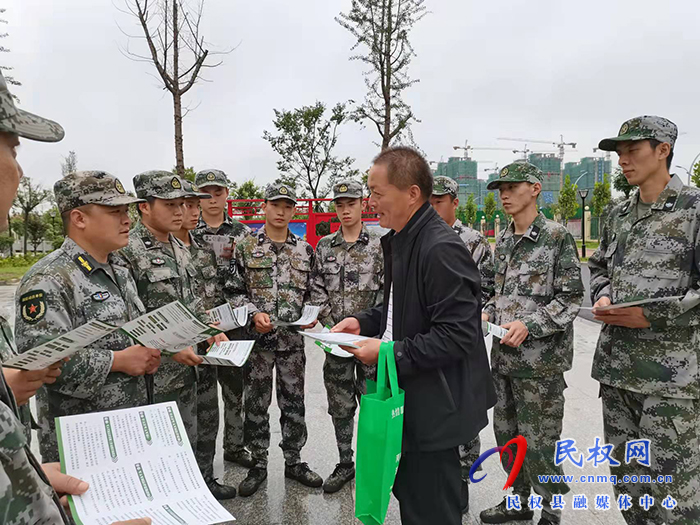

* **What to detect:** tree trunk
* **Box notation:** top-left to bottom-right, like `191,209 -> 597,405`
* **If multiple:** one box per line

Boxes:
173,91 -> 185,177
7,213 -> 12,256
22,212 -> 28,255
381,0 -> 393,151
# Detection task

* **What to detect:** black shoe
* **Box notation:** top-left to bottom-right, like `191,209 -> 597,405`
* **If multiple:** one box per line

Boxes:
460,479 -> 469,514
285,462 -> 323,488
479,497 -> 534,524
224,449 -> 256,469
205,478 -> 237,500
238,468 -> 268,497
323,462 -> 355,493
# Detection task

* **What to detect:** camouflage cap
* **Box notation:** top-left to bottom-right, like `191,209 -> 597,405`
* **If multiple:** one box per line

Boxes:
487,162 -> 543,190
432,176 -> 458,198
598,115 -> 678,152
332,180 -> 363,200
265,182 -> 297,203
0,72 -> 65,143
183,180 -> 212,199
195,169 -> 229,188
133,171 -> 191,200
54,171 -> 144,213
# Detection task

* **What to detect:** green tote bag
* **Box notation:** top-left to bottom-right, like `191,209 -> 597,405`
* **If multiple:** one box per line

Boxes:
355,341 -> 405,525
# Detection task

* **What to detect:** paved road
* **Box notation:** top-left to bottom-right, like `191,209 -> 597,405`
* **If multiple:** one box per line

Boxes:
1,285 -> 626,525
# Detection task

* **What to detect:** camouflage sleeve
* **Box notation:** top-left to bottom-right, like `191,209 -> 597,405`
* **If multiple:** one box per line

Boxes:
374,255 -> 385,308
223,243 -> 258,315
309,249 -> 332,327
588,214 -> 612,304
14,276 -> 114,400
474,236 -> 495,304
303,245 -> 316,309
519,233 -> 584,339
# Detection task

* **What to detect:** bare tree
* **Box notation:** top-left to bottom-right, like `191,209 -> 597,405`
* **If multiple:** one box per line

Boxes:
0,7 -> 21,102
61,150 -> 78,177
336,0 -> 427,150
117,0 -> 230,177
15,177 -> 50,254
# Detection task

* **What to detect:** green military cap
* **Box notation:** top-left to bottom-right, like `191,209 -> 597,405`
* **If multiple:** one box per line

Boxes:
195,169 -> 229,188
432,176 -> 458,198
487,162 -> 543,190
265,182 -> 297,204
332,179 -> 363,200
54,171 -> 144,213
133,170 -> 191,200
598,115 -> 678,152
0,72 -> 64,142
183,180 -> 212,199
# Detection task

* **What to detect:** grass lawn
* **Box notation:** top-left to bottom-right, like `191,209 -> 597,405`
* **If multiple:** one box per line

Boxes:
0,265 -> 32,282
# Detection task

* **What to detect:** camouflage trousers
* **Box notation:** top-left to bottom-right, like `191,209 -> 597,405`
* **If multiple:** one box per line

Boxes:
195,363 -> 219,480
245,348 -> 307,469
218,365 -> 245,454
600,384 -> 700,525
155,381 -> 198,452
459,436 -> 481,482
493,372 -> 569,523
323,352 -> 376,464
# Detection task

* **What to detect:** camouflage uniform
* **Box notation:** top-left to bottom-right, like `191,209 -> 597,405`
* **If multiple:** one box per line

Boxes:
309,181 -> 383,465
15,172 -> 147,462
192,169 -> 252,458
0,315 -> 32,442
590,116 -> 700,525
116,172 -> 205,450
0,70 -> 70,524
224,184 -> 315,469
433,176 -> 495,479
483,163 -> 584,523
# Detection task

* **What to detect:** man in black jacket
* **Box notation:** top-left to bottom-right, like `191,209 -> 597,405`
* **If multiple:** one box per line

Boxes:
333,146 -> 497,525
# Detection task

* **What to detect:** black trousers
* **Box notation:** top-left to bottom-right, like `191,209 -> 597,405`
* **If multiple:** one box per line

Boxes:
392,447 -> 462,525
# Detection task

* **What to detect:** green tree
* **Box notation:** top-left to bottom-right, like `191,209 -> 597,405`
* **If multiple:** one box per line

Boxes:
61,151 -> 78,177
0,7 -> 22,102
692,162 -> 700,188
26,213 -> 46,254
263,101 -> 358,199
336,0 -> 427,149
231,180 -> 265,220
613,167 -> 633,198
42,206 -> 64,250
592,174 -> 611,218
178,166 -> 196,183
0,234 -> 12,253
483,192 -> 497,233
557,175 -> 579,226
464,193 -> 477,227
14,177 -> 50,254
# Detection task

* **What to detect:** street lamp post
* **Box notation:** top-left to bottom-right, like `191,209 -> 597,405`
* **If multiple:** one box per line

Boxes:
578,189 -> 589,258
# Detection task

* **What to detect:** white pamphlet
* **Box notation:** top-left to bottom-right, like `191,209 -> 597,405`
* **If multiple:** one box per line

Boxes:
202,234 -> 233,267
274,305 -> 320,327
208,304 -> 248,331
580,295 -> 684,312
3,320 -> 118,371
119,301 -> 223,354
482,321 -> 509,340
200,340 -> 255,367
310,327 -> 354,358
300,331 -> 372,349
56,402 -> 235,525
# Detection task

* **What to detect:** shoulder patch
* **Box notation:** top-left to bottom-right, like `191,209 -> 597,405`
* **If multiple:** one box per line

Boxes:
20,290 -> 46,324
530,225 -> 541,241
92,291 -> 111,302
141,237 -> 154,249
74,254 -> 94,275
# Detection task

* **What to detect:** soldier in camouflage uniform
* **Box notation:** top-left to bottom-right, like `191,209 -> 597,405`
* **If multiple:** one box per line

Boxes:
480,162 -> 583,525
589,116 -> 700,525
430,175 -> 495,513
192,169 -> 254,468
172,181 -> 238,499
15,172 -> 162,463
224,182 -> 323,496
116,171 -> 225,454
309,180 -> 383,493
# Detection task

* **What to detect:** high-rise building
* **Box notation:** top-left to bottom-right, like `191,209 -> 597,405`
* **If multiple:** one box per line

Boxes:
528,154 -> 562,206
564,157 -> 613,204
434,156 -> 485,206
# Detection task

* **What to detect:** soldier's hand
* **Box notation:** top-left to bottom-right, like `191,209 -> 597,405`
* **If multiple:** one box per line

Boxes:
172,346 -> 203,366
500,321 -> 529,347
113,345 -> 162,376
481,312 -> 490,322
3,363 -> 63,405
221,244 -> 234,260
207,331 -> 228,346
593,306 -> 651,328
346,338 -> 381,365
253,312 -> 273,334
331,317 -> 361,336
112,520 -> 152,525
41,462 -> 89,509
300,319 -> 318,330
592,296 -> 612,310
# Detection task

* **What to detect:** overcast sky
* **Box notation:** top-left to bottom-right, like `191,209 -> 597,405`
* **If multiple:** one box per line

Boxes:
7,0 -> 700,194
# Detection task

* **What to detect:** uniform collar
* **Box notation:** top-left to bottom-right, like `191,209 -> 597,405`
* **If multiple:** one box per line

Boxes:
188,231 -> 204,249
620,174 -> 684,216
197,212 -> 233,231
504,212 -> 546,244
61,237 -> 115,278
132,221 -> 176,251
257,225 -> 297,246
330,223 -> 370,247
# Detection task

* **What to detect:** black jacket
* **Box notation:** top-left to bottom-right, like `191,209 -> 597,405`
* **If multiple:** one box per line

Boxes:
355,202 -> 497,452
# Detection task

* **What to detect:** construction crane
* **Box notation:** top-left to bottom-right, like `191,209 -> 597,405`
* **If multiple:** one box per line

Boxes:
593,147 -> 612,162
498,135 -> 577,187
511,146 -> 559,160
453,140 -> 517,160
